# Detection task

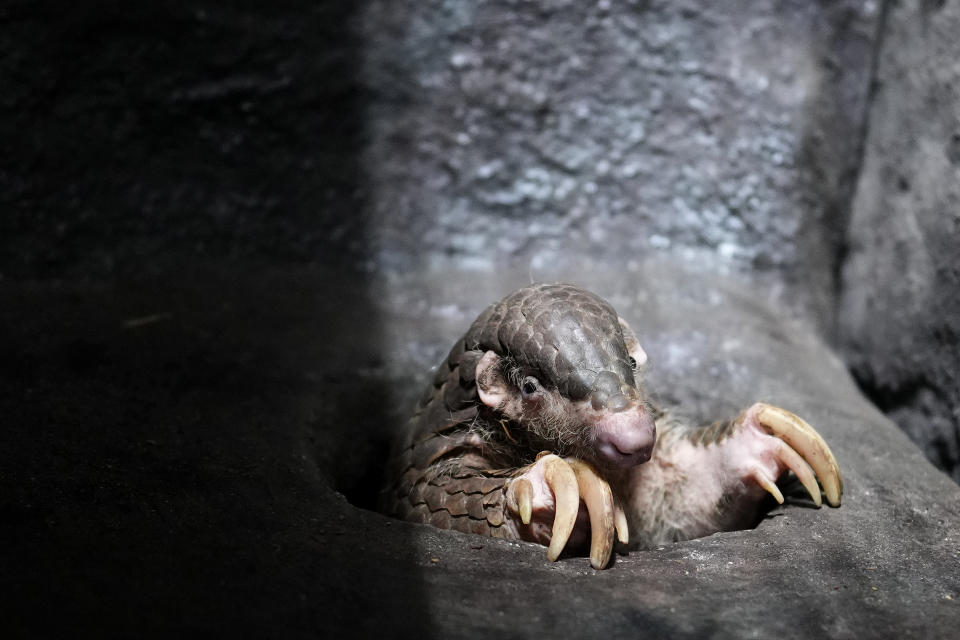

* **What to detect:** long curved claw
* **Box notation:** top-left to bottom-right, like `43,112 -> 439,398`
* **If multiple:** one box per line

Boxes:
540,454 -> 580,562
614,500 -> 629,545
774,440 -> 822,507
567,459 -> 616,569
750,466 -> 785,505
507,477 -> 534,524
756,404 -> 843,507
505,454 -> 623,567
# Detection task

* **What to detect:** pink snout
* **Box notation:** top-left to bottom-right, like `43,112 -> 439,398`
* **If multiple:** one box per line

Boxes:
593,407 -> 657,468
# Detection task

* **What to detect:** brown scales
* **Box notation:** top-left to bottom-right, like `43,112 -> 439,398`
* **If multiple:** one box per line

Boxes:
381,331 -> 516,539
380,283 -> 631,540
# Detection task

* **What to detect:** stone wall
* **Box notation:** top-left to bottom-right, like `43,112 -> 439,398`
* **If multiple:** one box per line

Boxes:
362,0 -> 879,336
840,0 -> 960,482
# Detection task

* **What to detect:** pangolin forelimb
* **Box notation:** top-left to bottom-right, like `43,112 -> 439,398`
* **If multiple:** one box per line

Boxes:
617,402 -> 843,549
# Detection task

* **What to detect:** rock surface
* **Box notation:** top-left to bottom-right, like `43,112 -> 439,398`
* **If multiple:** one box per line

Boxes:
361,0 -> 879,334
0,1 -> 370,277
839,0 -> 960,483
0,1 -> 878,334
3,261 -> 959,638
3,0 -> 960,637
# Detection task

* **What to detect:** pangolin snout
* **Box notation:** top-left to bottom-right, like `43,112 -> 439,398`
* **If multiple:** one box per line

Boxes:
593,404 -> 657,468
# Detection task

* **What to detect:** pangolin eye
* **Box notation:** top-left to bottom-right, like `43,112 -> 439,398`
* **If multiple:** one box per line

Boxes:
521,377 -> 540,397
628,356 -> 638,370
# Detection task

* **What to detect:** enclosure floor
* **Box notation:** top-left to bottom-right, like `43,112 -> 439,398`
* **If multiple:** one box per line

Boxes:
3,261 -> 958,639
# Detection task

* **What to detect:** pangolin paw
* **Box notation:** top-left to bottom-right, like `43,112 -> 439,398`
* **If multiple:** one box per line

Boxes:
735,403 -> 843,508
505,453 -> 628,569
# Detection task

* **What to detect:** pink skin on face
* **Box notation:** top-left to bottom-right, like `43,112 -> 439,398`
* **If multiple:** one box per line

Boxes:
591,406 -> 657,468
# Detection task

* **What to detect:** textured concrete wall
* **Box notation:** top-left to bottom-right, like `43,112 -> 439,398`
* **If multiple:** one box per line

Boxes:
840,0 -> 960,482
362,0 -> 879,335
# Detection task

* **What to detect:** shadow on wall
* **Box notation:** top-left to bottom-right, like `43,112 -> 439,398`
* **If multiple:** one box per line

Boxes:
0,1 -> 434,636
1,0 -> 367,277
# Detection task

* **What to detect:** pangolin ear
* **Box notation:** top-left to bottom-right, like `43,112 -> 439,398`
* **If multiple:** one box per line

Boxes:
475,350 -> 510,409
618,317 -> 648,367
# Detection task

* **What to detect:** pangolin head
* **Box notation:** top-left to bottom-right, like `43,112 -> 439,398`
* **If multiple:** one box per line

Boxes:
465,283 -> 640,411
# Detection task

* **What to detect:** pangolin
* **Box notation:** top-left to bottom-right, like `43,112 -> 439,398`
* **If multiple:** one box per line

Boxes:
380,283 -> 842,569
